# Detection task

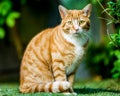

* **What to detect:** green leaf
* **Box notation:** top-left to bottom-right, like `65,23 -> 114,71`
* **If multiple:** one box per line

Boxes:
114,60 -> 120,69
6,12 -> 20,28
6,17 -> 15,28
0,1 -> 12,16
114,50 -> 120,59
0,28 -> 5,39
9,12 -> 20,19
112,73 -> 120,78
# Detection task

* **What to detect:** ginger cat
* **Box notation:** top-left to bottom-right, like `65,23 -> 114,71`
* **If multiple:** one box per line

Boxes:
20,4 -> 92,95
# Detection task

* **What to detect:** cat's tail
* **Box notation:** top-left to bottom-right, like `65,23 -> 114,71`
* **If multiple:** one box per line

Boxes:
20,81 -> 71,93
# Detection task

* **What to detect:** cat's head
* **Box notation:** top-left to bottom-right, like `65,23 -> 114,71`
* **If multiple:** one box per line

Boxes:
59,4 -> 92,35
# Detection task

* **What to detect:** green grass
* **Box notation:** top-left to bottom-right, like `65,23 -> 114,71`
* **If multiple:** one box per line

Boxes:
0,79 -> 120,96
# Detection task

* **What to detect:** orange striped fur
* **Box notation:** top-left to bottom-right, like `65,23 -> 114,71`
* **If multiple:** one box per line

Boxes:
20,4 -> 92,95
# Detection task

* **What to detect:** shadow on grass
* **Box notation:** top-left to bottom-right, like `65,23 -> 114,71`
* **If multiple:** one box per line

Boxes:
74,88 -> 120,94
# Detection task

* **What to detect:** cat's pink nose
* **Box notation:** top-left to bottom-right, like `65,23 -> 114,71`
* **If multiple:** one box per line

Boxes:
75,29 -> 79,32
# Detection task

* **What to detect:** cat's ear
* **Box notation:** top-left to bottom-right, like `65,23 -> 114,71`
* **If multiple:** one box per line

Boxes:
59,5 -> 68,19
82,4 -> 92,17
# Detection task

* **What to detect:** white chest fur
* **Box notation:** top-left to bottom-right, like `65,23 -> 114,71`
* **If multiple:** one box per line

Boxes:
62,33 -> 87,75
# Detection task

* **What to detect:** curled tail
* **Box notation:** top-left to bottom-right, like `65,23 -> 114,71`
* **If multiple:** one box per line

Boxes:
20,81 -> 71,93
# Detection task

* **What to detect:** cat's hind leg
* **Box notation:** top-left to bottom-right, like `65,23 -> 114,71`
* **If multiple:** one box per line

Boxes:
20,67 -> 71,93
20,80 -> 71,93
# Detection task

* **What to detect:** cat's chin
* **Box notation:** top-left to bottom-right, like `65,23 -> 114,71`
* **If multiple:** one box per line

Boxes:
73,32 -> 80,36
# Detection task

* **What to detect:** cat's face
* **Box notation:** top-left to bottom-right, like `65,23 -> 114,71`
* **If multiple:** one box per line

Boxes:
59,4 -> 92,35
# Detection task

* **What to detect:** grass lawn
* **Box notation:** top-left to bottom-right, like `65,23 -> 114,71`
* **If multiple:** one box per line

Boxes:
0,79 -> 120,96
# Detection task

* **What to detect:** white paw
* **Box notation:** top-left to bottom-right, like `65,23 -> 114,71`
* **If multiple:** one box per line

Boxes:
52,81 -> 71,93
72,92 -> 77,96
63,92 -> 77,96
62,81 -> 71,90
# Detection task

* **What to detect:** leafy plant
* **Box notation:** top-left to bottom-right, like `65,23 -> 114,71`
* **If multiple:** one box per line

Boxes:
108,33 -> 120,79
109,29 -> 120,48
98,0 -> 120,78
86,0 -> 120,79
106,1 -> 120,79
107,1 -> 120,24
111,50 -> 120,78
0,0 -> 27,39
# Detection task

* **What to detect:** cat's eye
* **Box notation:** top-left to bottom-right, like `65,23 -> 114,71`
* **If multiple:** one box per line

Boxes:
79,20 -> 85,25
67,21 -> 72,24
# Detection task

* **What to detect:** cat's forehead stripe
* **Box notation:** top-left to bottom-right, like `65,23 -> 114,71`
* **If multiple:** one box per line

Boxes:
67,10 -> 84,19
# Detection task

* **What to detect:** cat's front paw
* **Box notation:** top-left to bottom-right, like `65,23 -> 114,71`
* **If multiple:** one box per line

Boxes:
63,92 -> 77,96
52,81 -> 70,93
61,81 -> 71,90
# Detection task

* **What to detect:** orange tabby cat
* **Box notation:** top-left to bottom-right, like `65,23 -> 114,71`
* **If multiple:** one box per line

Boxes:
20,4 -> 92,95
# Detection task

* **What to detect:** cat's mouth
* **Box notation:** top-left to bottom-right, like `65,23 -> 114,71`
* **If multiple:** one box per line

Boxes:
73,32 -> 82,37
75,29 -> 88,34
73,29 -> 89,37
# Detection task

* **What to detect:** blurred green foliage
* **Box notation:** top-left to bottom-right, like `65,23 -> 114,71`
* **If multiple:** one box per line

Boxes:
87,0 -> 120,79
0,0 -> 26,39
111,50 -> 120,78
0,27 -> 5,39
60,0 -> 89,9
86,43 -> 114,78
60,0 -> 105,9
106,0 -> 120,79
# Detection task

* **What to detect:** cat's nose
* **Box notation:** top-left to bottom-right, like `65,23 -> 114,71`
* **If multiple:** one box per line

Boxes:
75,28 -> 79,32
73,25 -> 79,32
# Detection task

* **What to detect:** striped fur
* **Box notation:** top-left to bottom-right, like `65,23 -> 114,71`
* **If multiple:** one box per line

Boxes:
20,4 -> 92,94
